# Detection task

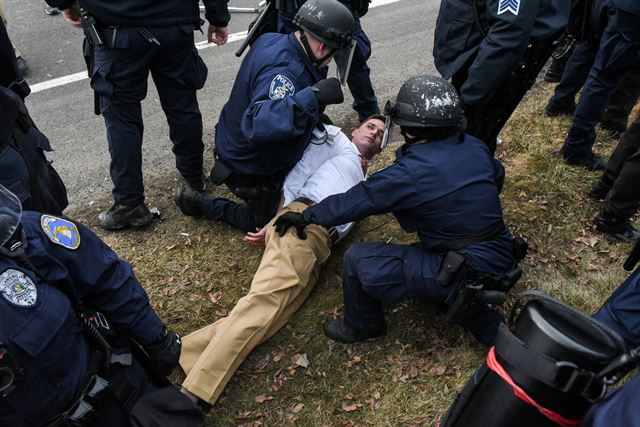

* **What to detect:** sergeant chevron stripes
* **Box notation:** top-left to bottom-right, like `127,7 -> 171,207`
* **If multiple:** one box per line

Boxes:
497,0 -> 520,15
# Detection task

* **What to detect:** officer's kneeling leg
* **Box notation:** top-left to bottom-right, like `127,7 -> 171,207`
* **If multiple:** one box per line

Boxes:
342,243 -> 445,333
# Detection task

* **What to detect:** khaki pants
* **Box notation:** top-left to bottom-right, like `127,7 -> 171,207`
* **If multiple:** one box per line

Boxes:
180,202 -> 332,404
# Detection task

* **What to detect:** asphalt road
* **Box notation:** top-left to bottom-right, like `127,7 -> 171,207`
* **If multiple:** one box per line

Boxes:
3,0 -> 441,211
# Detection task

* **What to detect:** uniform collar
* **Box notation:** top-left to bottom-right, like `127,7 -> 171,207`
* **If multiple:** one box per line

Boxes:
286,33 -> 327,82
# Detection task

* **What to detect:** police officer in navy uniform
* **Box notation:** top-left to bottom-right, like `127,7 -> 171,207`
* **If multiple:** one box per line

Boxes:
0,185 -> 186,425
276,0 -> 379,122
433,0 -> 570,154
44,0 -> 230,231
175,0 -> 354,233
274,75 -> 520,345
558,0 -> 640,170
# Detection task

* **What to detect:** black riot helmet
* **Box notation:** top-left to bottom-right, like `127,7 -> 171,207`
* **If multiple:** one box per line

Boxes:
293,0 -> 356,84
381,75 -> 465,147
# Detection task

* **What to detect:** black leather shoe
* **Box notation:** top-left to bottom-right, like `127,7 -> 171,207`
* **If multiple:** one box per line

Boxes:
185,175 -> 206,193
323,318 -> 385,343
593,213 -> 640,242
98,203 -> 154,231
544,99 -> 575,117
600,121 -> 626,139
175,186 -> 203,217
45,5 -> 60,15
586,180 -> 611,201
562,152 -> 607,171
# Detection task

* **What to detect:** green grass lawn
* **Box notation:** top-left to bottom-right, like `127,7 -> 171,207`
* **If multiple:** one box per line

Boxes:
73,80 -> 637,426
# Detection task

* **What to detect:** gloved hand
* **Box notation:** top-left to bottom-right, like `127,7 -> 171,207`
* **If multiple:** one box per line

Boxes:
312,77 -> 344,106
273,211 -> 311,239
142,328 -> 182,375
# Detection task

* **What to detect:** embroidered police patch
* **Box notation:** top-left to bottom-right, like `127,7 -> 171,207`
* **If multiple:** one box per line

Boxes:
269,74 -> 296,100
497,0 -> 519,15
40,215 -> 81,250
0,269 -> 37,307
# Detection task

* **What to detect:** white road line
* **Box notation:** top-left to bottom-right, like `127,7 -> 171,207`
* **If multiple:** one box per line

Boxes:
29,0 -> 401,94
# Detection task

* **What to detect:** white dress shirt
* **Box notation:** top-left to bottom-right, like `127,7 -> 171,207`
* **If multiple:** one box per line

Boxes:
282,124 -> 365,240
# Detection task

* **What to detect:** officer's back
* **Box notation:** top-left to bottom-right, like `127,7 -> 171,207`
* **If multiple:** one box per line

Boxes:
391,133 -> 513,274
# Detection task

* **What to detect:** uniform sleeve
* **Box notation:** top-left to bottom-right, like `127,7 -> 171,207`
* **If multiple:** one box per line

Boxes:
202,0 -> 230,28
303,163 -> 418,227
43,220 -> 164,345
492,158 -> 505,193
43,0 -> 75,10
460,0 -> 543,105
240,69 -> 321,145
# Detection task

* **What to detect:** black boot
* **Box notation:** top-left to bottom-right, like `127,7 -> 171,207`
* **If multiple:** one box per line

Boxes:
593,212 -> 640,242
586,180 -> 611,201
175,186 -> 204,217
323,317 -> 385,343
544,99 -> 575,117
560,150 -> 607,171
98,203 -> 154,231
185,175 -> 207,193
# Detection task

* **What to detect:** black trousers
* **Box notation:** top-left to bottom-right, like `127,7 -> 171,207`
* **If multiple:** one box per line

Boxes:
453,38 -> 558,155
601,70 -> 640,132
598,117 -> 640,221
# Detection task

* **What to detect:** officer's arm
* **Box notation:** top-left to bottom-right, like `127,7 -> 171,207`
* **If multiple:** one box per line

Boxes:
202,0 -> 231,29
460,0 -> 543,105
42,220 -> 164,345
241,72 -> 321,144
492,158 -> 506,193
43,0 -> 75,9
303,163 -> 416,227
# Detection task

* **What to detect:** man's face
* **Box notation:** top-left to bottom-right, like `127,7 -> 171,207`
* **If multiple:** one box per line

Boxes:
351,118 -> 385,160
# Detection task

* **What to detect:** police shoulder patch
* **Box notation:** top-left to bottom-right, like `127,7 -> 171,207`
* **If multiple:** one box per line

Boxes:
269,74 -> 296,100
497,0 -> 519,15
40,215 -> 81,250
0,269 -> 37,307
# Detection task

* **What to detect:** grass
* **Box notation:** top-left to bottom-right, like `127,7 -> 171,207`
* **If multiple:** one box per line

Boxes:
69,80 -> 637,426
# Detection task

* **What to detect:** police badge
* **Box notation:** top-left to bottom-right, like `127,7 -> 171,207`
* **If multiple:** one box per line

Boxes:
40,215 -> 81,250
0,269 -> 37,307
269,74 -> 296,100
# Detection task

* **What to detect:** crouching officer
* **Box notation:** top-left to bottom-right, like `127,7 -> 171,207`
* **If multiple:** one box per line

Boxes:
0,185 -> 201,426
276,0 -> 380,121
274,75 -> 525,345
176,0 -> 354,233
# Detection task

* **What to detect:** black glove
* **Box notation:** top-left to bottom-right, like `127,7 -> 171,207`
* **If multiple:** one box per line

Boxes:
142,328 -> 182,376
273,211 -> 310,239
312,77 -> 344,106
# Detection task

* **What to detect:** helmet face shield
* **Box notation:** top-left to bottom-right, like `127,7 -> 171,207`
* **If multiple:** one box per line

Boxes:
0,185 -> 22,247
381,100 -> 396,149
334,39 -> 356,85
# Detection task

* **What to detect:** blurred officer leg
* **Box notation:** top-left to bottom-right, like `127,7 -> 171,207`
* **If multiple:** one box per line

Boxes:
600,69 -> 640,136
545,42 -> 597,117
150,25 -> 207,192
593,117 -> 640,240
180,202 -> 332,404
346,9 -> 379,121
561,9 -> 640,170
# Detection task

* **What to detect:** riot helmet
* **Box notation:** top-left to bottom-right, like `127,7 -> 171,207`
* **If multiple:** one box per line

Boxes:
381,75 -> 464,148
0,184 -> 22,247
293,0 -> 356,85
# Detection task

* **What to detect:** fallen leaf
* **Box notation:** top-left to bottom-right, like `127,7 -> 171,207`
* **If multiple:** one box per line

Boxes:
272,351 -> 286,362
429,366 -> 447,376
254,394 -> 274,404
341,402 -> 363,412
290,403 -> 304,414
587,263 -> 598,271
373,392 -> 381,400
293,353 -> 310,368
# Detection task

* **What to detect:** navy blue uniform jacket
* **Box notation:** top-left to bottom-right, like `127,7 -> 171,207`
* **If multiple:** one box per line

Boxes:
0,212 -> 163,426
433,0 -> 570,105
215,33 -> 325,177
303,134 -> 514,275
45,0 -> 230,28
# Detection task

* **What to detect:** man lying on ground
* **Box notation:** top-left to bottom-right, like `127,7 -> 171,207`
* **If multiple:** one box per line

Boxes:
177,115 -> 385,405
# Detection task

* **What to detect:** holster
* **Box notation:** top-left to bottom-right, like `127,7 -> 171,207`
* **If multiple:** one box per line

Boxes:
82,37 -> 101,116
209,158 -> 233,186
438,251 -> 523,324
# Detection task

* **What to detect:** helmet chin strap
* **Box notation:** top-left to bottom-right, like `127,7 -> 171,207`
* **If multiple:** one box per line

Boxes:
299,30 -> 335,68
